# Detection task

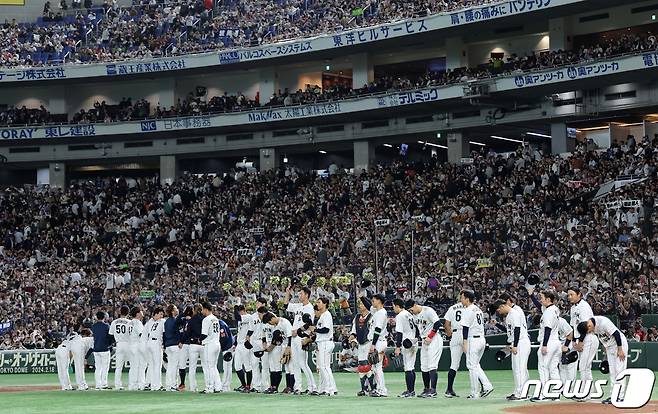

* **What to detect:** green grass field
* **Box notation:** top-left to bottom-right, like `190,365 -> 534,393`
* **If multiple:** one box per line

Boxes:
0,370 -> 656,414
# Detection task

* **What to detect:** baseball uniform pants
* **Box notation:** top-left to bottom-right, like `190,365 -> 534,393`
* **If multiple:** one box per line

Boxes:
466,337 -> 492,398
317,340 -> 336,394
114,342 -> 130,389
578,334 -> 600,381
203,342 -> 221,392
538,339 -> 561,386
55,345 -> 72,390
165,345 -> 182,390
188,344 -> 204,392
512,338 -> 531,397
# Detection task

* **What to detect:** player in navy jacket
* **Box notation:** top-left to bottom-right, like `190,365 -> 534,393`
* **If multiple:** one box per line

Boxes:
164,305 -> 186,391
91,311 -> 112,390
219,317 -> 235,391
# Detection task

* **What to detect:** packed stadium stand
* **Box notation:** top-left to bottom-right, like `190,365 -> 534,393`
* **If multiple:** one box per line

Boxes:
0,0 -> 656,361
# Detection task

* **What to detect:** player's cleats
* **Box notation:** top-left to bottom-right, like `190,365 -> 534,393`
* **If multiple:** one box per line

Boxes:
281,387 -> 292,394
300,390 -> 309,395
467,394 -> 479,399
310,391 -> 319,396
369,390 -> 383,397
177,384 -> 185,391
263,387 -> 278,394
602,398 -> 612,405
530,397 -> 546,402
481,388 -> 494,398
241,386 -> 251,393
116,387 -> 124,391
417,389 -> 429,398
426,390 -> 437,398
445,390 -> 458,398
292,390 -> 301,395
357,390 -> 367,396
213,389 -> 222,393
234,386 -> 244,392
143,386 -> 151,391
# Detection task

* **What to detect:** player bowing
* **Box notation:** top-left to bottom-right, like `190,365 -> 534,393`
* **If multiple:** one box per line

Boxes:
393,299 -> 418,398
577,316 -> 628,404
406,299 -> 442,398
460,290 -> 494,399
493,298 -> 530,401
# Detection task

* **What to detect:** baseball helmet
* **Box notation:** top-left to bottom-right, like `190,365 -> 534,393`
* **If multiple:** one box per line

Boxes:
302,313 -> 313,326
244,340 -> 253,350
527,273 -> 540,286
254,350 -> 265,358
599,360 -> 610,374
495,349 -> 511,362
561,351 -> 579,365
402,338 -> 413,349
223,352 -> 233,362
271,329 -> 283,345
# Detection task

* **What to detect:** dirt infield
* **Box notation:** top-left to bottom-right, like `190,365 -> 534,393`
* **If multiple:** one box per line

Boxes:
0,385 -> 60,393
505,401 -> 658,414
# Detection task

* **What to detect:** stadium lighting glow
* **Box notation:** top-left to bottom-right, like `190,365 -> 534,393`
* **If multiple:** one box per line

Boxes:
418,140 -> 447,149
469,141 -> 486,146
526,132 -> 551,138
318,150 -> 327,154
383,144 -> 393,148
283,157 -> 288,163
490,135 -> 523,143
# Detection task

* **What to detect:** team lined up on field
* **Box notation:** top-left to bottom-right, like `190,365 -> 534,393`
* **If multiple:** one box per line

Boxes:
54,284 -> 627,402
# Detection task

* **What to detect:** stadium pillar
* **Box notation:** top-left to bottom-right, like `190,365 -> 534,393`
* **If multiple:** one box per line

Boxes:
353,141 -> 374,174
259,67 -> 279,104
548,17 -> 570,51
48,162 -> 66,189
158,78 -> 176,109
446,37 -> 469,70
160,155 -> 179,186
259,148 -> 279,172
351,53 -> 374,89
551,122 -> 570,154
447,132 -> 469,164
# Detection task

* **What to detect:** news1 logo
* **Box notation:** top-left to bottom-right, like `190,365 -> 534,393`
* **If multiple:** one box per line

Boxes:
140,121 -> 157,132
520,368 -> 655,408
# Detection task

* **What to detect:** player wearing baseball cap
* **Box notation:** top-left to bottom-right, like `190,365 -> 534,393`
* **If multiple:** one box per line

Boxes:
406,298 -> 442,398
392,299 -> 418,398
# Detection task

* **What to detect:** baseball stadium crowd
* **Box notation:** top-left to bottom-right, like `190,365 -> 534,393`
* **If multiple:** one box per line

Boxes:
2,27 -> 658,127
1,0 -> 497,68
0,133 -> 657,351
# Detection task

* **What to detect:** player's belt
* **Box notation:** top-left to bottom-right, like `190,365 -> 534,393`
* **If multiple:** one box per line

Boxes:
151,338 -> 159,341
472,335 -> 481,338
452,329 -> 457,332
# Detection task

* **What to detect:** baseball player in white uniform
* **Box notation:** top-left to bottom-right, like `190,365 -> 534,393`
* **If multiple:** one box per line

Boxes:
145,307 -> 165,391
393,299 -> 418,397
262,312 -> 293,393
407,299 -> 442,399
249,306 -> 265,392
67,328 -> 94,390
460,289 -> 494,399
128,307 -> 145,391
56,331 -> 89,391
312,297 -> 337,395
234,304 -> 255,392
256,305 -> 271,392
568,287 -> 599,382
493,298 -> 530,400
200,302 -> 222,394
557,317 -> 576,384
55,335 -> 73,391
109,305 -> 131,390
443,301 -> 464,398
368,294 -> 388,397
285,286 -> 317,394
577,316 -> 628,404
534,290 -> 561,401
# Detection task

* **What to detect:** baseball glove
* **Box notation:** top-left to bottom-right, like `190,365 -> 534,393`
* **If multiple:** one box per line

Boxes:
561,351 -> 579,365
599,360 -> 609,374
280,349 -> 291,365
301,337 -> 314,347
402,338 -> 413,349
367,351 -> 379,366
